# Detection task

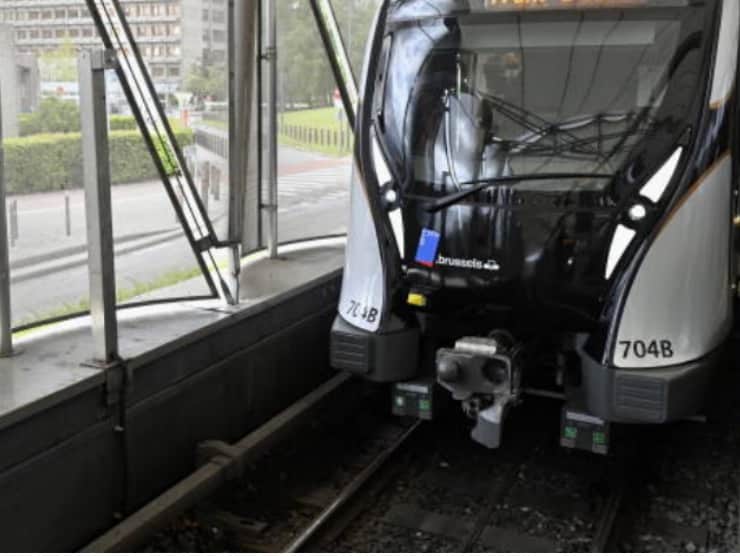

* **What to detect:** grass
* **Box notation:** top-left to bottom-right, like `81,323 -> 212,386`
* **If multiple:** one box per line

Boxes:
14,266 -> 207,336
202,107 -> 353,156
280,107 -> 349,132
202,118 -> 227,130
279,107 -> 352,157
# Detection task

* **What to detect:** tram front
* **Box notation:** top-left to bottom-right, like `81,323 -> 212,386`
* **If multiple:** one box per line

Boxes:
332,0 -> 738,450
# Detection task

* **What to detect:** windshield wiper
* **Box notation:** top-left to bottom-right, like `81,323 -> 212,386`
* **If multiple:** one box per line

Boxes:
425,173 -> 614,213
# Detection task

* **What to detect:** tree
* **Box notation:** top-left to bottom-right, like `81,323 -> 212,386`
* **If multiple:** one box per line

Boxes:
38,41 -> 78,82
276,0 -> 380,109
19,97 -> 80,136
184,60 -> 227,103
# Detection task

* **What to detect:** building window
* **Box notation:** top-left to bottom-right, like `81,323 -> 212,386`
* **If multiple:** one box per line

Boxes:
69,28 -> 79,38
168,66 -> 180,77
55,9 -> 66,19
16,30 -> 26,40
28,11 -> 39,20
55,29 -> 66,38
29,30 -> 39,39
41,10 -> 53,20
68,9 -> 79,18
42,29 -> 53,39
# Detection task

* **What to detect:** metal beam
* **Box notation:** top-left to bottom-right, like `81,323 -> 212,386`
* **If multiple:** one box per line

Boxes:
229,0 -> 260,298
263,0 -> 279,259
79,49 -> 119,363
0,86 -> 14,357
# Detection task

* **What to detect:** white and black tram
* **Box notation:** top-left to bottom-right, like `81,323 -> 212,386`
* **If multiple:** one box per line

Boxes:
330,0 -> 739,452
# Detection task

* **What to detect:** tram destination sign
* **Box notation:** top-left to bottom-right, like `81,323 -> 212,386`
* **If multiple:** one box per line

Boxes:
478,0 -> 688,10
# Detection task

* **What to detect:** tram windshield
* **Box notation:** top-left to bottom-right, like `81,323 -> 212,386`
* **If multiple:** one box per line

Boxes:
374,0 -> 711,195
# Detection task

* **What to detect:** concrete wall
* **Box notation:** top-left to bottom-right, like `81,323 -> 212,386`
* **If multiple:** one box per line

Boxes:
0,272 -> 341,551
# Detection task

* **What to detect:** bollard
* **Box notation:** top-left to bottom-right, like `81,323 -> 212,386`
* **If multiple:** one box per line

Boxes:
65,194 -> 71,236
201,182 -> 209,215
10,200 -> 17,247
213,168 -> 220,201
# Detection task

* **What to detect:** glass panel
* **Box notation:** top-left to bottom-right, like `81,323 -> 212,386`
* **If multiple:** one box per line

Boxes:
334,0 -> 384,78
106,73 -> 213,307
1,1 -> 226,328
3,25 -> 94,327
276,1 -> 356,244
109,0 -> 231,305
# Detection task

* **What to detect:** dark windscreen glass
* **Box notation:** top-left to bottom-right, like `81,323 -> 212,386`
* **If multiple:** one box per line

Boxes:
376,1 -> 709,195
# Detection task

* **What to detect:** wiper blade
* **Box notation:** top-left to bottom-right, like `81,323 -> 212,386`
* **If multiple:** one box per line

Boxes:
425,173 -> 614,213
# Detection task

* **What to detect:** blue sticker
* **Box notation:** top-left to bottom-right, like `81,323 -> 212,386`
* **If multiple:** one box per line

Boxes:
415,229 -> 441,267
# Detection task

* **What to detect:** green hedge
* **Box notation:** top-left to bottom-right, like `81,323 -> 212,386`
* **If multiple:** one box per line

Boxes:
3,127 -> 194,194
19,97 -> 143,136
20,114 -> 143,137
109,115 -> 140,132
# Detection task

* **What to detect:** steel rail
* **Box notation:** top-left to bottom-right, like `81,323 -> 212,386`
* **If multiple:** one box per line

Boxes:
591,476 -> 627,552
284,419 -> 422,553
82,372 -> 354,553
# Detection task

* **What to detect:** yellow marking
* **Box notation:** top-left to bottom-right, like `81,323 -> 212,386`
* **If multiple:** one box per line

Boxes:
407,293 -> 427,307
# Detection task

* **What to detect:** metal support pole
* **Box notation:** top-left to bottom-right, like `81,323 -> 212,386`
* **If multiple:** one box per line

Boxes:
79,49 -> 119,364
263,0 -> 278,259
65,194 -> 71,236
0,87 -> 15,357
9,200 -> 16,247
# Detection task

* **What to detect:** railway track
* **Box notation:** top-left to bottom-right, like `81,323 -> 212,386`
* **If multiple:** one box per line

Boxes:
85,372 -> 740,553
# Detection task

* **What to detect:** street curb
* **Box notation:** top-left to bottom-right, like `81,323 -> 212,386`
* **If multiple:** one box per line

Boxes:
12,229 -> 186,284
10,227 -> 180,271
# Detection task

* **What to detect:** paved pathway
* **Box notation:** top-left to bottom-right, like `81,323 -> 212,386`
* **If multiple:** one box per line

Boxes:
10,147 -> 352,326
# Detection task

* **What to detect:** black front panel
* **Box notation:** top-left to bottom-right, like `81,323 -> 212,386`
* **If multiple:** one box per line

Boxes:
367,0 -> 715,335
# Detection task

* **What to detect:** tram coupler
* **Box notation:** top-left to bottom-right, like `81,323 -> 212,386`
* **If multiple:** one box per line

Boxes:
436,333 -> 522,449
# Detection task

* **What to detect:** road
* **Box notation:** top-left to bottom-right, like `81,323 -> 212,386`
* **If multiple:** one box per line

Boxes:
11,146 -> 351,326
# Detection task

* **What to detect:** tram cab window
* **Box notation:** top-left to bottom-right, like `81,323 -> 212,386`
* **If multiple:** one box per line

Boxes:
376,1 -> 708,195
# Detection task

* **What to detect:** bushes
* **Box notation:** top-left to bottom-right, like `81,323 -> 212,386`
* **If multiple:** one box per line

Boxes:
109,115 -> 139,132
18,97 -> 81,136
19,97 -> 164,136
3,128 -> 194,194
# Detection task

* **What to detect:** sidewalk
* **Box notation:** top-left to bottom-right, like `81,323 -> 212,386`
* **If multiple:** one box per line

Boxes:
6,147 -> 350,267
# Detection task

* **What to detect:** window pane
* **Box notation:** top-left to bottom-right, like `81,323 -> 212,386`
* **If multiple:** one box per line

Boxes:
276,1 -> 354,244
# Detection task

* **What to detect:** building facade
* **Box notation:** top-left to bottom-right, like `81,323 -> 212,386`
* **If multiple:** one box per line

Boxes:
0,24 -> 40,135
0,0 -> 227,88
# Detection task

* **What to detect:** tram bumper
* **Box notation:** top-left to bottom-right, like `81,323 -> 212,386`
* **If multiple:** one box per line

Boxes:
330,316 -> 420,382
577,349 -> 721,423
